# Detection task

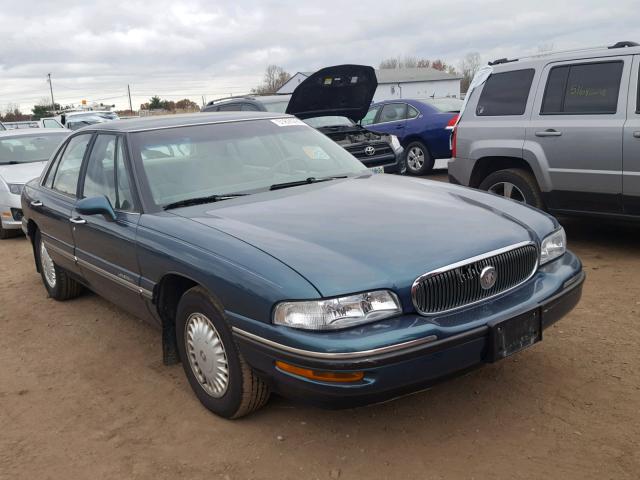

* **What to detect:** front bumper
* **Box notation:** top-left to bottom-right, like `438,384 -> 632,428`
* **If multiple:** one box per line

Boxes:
1,199 -> 23,230
232,251 -> 584,408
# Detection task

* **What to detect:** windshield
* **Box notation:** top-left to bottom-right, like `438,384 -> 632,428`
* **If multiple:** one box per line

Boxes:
262,101 -> 289,113
303,116 -> 354,128
131,118 -> 367,208
0,133 -> 68,164
424,98 -> 464,113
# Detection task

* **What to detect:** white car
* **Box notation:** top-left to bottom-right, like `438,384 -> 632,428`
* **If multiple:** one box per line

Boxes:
56,111 -> 119,130
0,129 -> 70,238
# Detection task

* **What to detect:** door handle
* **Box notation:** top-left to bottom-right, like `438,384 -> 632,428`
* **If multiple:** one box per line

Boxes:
30,200 -> 43,207
633,131 -> 640,139
395,125 -> 403,129
69,217 -> 87,225
535,129 -> 562,137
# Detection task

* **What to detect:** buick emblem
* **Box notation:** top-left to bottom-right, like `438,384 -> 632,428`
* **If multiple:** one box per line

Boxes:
479,266 -> 497,290
364,146 -> 376,156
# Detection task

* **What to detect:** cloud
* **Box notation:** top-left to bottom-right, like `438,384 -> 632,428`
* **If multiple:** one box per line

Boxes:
0,0 -> 637,111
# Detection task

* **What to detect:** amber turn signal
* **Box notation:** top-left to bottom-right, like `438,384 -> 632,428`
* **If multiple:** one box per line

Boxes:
275,361 -> 364,383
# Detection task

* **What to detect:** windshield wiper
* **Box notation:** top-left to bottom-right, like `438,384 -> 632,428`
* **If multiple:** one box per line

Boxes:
269,176 -> 347,191
0,161 -> 20,165
163,193 -> 248,210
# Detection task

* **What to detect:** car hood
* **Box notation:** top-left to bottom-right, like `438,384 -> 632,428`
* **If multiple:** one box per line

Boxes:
176,175 -> 557,297
0,161 -> 46,185
286,65 -> 377,122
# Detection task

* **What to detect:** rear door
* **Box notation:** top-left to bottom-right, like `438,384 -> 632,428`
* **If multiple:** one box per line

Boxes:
527,57 -> 631,213
623,55 -> 640,214
72,134 -> 148,318
33,133 -> 93,274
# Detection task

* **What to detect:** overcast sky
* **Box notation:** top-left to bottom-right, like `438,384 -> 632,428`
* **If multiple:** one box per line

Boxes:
0,0 -> 638,112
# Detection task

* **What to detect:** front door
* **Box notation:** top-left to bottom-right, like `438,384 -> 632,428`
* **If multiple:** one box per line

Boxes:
369,102 -> 408,138
72,134 -> 148,318
527,57 -> 631,214
623,55 -> 640,215
35,133 -> 93,274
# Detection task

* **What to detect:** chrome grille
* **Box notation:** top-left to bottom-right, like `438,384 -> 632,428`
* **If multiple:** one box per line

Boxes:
412,243 -> 538,315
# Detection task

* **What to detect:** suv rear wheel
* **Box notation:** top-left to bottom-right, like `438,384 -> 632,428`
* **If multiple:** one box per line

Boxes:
479,169 -> 544,210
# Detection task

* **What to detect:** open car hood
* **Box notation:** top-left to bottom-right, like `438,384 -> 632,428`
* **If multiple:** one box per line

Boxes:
286,65 -> 377,122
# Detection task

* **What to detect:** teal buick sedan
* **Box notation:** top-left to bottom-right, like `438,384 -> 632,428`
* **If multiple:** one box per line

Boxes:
21,112 -> 584,418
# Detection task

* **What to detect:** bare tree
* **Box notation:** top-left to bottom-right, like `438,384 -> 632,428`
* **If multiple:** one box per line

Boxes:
416,58 -> 431,68
460,52 -> 481,93
403,55 -> 418,69
379,57 -> 400,69
252,65 -> 291,95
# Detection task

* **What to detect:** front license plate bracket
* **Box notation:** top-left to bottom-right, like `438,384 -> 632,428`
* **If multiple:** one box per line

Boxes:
487,309 -> 542,362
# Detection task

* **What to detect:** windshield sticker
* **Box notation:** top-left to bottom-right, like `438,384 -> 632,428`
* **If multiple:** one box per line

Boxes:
323,77 -> 333,85
270,118 -> 306,127
303,146 -> 331,160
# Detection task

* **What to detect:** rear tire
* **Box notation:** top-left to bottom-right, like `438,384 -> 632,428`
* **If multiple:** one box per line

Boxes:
405,141 -> 434,176
176,286 -> 270,419
34,229 -> 83,300
479,168 -> 544,210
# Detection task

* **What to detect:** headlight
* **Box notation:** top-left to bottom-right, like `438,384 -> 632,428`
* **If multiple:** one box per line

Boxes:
273,290 -> 402,331
8,183 -> 24,195
540,227 -> 566,265
389,135 -> 402,151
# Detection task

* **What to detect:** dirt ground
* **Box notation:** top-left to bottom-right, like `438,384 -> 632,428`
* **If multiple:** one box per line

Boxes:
1,172 -> 639,480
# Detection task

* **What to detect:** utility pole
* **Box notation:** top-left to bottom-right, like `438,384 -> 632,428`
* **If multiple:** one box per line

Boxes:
201,95 -> 205,107
127,84 -> 133,113
47,73 -> 55,112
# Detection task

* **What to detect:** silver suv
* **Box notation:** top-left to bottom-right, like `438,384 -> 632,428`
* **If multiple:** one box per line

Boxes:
449,41 -> 640,218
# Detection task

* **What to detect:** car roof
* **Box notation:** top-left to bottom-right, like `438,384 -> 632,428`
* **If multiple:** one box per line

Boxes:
0,129 -> 71,138
490,42 -> 640,73
86,111 -> 291,133
210,95 -> 291,106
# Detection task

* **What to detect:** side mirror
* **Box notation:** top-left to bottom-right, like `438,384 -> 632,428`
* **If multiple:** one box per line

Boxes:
76,196 -> 117,221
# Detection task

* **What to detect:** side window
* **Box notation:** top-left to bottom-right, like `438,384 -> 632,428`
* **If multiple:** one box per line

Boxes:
476,69 -> 535,116
43,119 -> 62,128
379,103 -> 407,122
241,103 -> 260,111
361,106 -> 380,126
115,139 -> 135,211
51,134 -> 92,196
407,105 -> 420,119
83,135 -> 135,211
217,103 -> 242,111
541,61 -> 624,115
43,146 -> 64,188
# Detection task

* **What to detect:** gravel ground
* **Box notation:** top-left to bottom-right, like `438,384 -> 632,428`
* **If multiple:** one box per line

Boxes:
1,171 -> 639,479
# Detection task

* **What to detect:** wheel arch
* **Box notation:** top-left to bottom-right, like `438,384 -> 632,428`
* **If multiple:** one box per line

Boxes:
469,156 -> 542,189
154,272 -> 205,365
27,219 -> 40,272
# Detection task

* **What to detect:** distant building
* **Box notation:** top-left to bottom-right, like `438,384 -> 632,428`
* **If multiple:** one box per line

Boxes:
276,72 -> 314,94
276,68 -> 462,101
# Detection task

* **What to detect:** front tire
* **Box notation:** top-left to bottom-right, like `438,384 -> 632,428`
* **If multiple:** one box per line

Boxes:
405,141 -> 434,176
176,287 -> 270,419
479,168 -> 544,210
34,229 -> 83,300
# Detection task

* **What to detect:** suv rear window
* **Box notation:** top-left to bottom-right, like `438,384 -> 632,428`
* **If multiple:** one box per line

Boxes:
476,69 -> 534,116
541,61 -> 623,115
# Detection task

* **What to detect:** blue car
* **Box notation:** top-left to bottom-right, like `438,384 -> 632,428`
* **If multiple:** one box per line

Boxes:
21,112 -> 584,419
363,98 -> 462,175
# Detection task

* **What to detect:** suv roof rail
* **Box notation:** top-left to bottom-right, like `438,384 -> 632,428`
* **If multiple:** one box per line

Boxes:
488,57 -> 519,66
608,41 -> 639,49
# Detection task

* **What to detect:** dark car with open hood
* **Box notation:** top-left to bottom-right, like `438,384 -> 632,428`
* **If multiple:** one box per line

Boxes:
202,65 -> 405,174
21,112 -> 584,419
